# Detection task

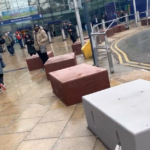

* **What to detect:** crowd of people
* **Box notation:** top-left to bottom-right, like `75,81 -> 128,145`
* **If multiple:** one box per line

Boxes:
0,31 -> 26,56
0,23 -> 52,92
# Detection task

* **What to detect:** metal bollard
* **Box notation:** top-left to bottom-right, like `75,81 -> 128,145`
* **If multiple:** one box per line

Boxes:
61,29 -> 66,41
22,38 -> 25,47
146,10 -> 149,26
137,11 -> 140,22
105,35 -> 114,73
76,25 -> 80,37
91,35 -> 99,67
90,22 -> 93,32
95,18 -> 98,24
48,31 -> 52,43
125,13 -> 129,29
102,19 -> 106,30
95,26 -> 101,43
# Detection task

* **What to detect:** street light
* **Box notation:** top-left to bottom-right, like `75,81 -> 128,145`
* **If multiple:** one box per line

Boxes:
72,0 -> 84,46
82,0 -> 96,66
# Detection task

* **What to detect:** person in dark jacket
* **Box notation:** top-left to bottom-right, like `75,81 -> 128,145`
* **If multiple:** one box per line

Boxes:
25,34 -> 36,56
102,13 -> 108,27
120,10 -> 125,22
0,54 -> 6,91
67,22 -> 77,43
62,22 -> 68,38
0,36 -> 6,53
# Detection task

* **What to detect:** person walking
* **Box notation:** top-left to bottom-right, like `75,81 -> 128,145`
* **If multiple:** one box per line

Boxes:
33,24 -> 49,66
5,33 -> 14,56
25,34 -> 36,56
16,31 -> 25,49
62,22 -> 68,38
67,22 -> 77,43
120,10 -> 125,22
0,54 -> 6,91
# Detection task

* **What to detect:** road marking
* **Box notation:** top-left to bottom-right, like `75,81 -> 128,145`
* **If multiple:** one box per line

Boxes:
110,41 -> 123,64
124,63 -> 150,70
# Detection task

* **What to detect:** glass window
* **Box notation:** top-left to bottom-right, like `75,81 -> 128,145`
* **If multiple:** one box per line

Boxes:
39,0 -> 49,3
1,24 -> 14,33
28,0 -> 37,5
40,3 -> 51,13
17,1 -> 29,7
50,1 -> 61,12
0,4 -> 7,10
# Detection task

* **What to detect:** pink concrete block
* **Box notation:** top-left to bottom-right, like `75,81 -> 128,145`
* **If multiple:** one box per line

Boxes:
44,53 -> 77,80
49,64 -> 110,106
71,42 -> 82,55
113,24 -> 126,33
26,51 -> 54,71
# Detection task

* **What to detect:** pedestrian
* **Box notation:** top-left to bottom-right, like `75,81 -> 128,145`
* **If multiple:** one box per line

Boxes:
67,22 -> 77,43
7,32 -> 13,40
25,34 -> 36,56
0,35 -> 6,53
7,32 -> 15,47
62,22 -> 68,38
33,24 -> 49,68
102,13 -> 108,27
5,33 -> 14,56
120,10 -> 125,22
16,31 -> 25,49
0,54 -> 6,91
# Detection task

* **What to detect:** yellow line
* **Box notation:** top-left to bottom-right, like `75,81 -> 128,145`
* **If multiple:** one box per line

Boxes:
115,39 -> 130,62
115,38 -> 150,67
124,63 -> 150,70
110,41 -> 123,64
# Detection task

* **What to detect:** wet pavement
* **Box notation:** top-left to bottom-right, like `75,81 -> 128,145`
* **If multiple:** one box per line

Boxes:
0,25 -> 150,149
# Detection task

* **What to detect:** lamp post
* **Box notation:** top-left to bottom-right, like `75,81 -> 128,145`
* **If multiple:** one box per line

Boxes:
82,0 -> 96,66
73,0 -> 84,46
133,0 -> 138,26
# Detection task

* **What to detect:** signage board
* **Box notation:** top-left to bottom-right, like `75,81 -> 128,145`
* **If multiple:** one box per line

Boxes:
0,14 -> 43,26
105,2 -> 117,27
1,6 -> 38,20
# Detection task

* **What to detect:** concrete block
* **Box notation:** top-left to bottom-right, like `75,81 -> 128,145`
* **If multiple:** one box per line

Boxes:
26,51 -> 54,71
49,64 -> 110,106
72,42 -> 82,55
113,24 -> 126,33
83,79 -> 150,150
44,53 -> 77,80
141,19 -> 150,26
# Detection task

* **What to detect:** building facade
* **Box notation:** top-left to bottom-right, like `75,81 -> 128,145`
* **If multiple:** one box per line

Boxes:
0,0 -> 130,34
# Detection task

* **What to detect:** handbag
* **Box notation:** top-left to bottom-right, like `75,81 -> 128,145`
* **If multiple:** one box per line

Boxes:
40,45 -> 46,53
1,60 -> 6,68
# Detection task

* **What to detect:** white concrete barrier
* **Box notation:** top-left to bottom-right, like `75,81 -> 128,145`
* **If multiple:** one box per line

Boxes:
83,79 -> 150,150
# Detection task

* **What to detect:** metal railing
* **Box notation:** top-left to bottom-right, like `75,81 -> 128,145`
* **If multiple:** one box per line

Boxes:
90,10 -> 150,74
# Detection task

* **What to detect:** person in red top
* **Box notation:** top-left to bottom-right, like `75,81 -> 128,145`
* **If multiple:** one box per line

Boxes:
16,31 -> 25,49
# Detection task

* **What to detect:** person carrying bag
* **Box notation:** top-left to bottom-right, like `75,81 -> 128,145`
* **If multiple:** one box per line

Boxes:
33,24 -> 49,66
5,33 -> 15,56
